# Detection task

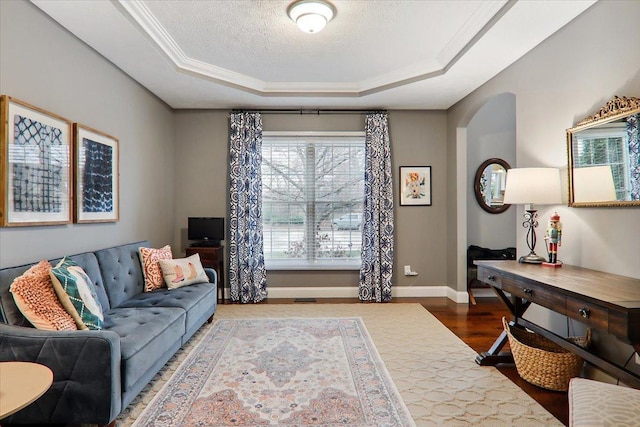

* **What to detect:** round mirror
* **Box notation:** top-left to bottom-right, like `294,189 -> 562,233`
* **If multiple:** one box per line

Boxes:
474,158 -> 511,214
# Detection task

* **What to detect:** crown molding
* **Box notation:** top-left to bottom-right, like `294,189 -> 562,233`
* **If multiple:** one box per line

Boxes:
117,0 -> 510,97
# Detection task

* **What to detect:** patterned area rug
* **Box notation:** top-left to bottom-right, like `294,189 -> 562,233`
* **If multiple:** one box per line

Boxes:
131,317 -> 415,427
118,304 -> 562,426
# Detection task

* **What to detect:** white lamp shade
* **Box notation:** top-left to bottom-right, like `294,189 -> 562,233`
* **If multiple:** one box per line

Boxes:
573,166 -> 617,202
503,168 -> 562,206
288,0 -> 336,33
296,13 -> 327,33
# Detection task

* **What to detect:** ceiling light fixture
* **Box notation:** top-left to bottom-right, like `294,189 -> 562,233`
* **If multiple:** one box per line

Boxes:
287,0 -> 336,34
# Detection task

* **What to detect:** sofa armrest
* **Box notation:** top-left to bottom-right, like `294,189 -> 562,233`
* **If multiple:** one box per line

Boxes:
0,323 -> 122,425
204,267 -> 218,286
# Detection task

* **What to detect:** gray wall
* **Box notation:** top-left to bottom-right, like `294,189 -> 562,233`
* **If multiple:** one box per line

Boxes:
448,0 -> 640,380
449,0 -> 640,287
466,93 -> 516,249
172,111 -> 449,291
0,1 -> 175,267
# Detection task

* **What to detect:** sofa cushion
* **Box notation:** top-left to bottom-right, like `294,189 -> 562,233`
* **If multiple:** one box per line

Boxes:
50,258 -> 104,330
138,245 -> 173,292
158,254 -> 208,289
9,260 -> 77,331
95,242 -> 147,308
118,282 -> 216,337
103,306 -> 185,390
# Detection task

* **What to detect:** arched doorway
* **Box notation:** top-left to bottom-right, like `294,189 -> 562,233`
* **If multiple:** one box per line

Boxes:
455,93 -> 517,298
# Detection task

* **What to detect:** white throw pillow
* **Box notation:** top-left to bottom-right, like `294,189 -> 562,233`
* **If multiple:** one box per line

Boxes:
158,254 -> 208,290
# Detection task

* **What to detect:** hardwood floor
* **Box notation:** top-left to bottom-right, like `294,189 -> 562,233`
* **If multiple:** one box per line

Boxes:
257,296 -> 569,426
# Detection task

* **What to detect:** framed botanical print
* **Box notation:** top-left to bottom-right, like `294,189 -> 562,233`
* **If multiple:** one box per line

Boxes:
0,95 -> 73,226
399,166 -> 432,206
74,123 -> 119,223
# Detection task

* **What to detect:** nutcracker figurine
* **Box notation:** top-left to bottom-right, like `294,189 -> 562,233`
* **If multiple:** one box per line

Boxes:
543,212 -> 562,267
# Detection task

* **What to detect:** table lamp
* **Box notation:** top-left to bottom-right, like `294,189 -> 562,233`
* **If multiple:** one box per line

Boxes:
503,168 -> 562,264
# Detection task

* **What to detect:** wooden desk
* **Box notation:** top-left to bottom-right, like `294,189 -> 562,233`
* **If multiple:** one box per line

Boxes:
475,260 -> 640,388
186,246 -> 224,302
0,362 -> 53,419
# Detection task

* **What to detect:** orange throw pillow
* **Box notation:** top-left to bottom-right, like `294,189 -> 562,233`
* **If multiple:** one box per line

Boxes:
9,260 -> 78,331
138,245 -> 173,292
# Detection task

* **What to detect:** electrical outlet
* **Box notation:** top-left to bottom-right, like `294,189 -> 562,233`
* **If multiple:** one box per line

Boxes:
404,265 -> 418,276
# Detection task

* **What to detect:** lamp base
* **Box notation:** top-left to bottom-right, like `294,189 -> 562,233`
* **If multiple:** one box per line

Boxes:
518,252 -> 546,264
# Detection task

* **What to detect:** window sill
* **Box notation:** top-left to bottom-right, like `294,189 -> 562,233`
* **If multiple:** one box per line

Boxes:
265,260 -> 360,271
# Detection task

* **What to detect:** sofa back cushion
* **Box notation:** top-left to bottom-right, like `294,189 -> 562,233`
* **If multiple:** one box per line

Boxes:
0,252 -> 109,326
95,241 -> 148,308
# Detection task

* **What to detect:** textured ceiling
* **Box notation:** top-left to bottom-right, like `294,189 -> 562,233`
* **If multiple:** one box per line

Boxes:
31,0 -> 596,109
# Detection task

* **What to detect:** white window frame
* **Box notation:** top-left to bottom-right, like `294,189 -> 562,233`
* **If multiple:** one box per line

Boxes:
262,131 -> 365,271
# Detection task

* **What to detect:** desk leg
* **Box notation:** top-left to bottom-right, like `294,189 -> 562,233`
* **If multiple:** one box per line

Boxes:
475,287 -> 530,366
475,330 -> 514,365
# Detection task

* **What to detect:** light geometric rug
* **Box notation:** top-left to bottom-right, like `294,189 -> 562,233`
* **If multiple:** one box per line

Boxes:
131,317 -> 415,426
117,303 -> 562,426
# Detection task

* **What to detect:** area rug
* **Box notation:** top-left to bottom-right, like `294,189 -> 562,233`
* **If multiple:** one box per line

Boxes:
118,304 -> 562,426
132,317 -> 415,427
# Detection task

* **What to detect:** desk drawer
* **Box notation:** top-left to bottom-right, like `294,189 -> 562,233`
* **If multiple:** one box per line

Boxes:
502,279 -> 566,313
566,296 -> 608,330
477,268 -> 502,287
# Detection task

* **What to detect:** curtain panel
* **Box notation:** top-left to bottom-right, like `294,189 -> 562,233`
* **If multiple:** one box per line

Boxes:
359,112 -> 394,302
627,114 -> 639,200
228,112 -> 268,303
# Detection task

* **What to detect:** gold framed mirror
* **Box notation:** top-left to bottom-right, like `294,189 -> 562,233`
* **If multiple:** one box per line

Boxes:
567,96 -> 640,207
473,158 -> 511,214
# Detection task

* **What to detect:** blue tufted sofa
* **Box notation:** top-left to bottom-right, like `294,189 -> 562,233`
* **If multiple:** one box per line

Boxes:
0,241 -> 218,426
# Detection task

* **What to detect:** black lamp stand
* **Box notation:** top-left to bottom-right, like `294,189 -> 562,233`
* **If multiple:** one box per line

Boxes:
518,208 -> 546,264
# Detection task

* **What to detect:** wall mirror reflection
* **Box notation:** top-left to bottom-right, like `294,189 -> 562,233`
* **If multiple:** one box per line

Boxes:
567,96 -> 640,207
474,158 -> 511,214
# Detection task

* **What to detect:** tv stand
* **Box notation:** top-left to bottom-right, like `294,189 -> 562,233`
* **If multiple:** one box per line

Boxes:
190,241 -> 220,248
186,246 -> 224,302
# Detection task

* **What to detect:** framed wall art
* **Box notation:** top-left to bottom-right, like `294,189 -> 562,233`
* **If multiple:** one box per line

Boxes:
0,95 -> 73,226
74,123 -> 119,223
399,166 -> 432,206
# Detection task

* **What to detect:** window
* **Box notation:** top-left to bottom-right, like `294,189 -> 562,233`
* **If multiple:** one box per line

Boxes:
261,131 -> 365,269
573,124 -> 631,200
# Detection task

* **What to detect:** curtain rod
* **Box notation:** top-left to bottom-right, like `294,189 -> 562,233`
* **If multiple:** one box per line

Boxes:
231,109 -> 386,115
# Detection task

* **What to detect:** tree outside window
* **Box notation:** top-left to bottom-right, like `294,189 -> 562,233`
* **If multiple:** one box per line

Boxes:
262,134 -> 365,267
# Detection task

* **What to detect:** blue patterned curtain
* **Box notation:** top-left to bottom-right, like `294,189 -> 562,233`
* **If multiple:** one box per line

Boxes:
627,114 -> 639,200
359,112 -> 394,302
228,112 -> 268,303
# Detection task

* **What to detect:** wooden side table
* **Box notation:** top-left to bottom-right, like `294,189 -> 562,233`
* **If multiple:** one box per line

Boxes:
186,245 -> 224,302
0,361 -> 53,419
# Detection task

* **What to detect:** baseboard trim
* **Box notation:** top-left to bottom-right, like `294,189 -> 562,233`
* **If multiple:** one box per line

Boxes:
263,286 -> 474,303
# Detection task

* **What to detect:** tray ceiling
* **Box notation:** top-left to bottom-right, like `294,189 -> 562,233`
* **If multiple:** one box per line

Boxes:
31,0 -> 596,109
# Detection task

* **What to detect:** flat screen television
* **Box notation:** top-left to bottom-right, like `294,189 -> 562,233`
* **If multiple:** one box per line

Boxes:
188,217 -> 224,246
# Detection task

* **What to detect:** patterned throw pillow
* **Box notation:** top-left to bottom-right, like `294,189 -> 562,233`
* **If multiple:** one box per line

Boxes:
9,260 -> 78,331
50,257 -> 104,330
158,254 -> 208,290
138,245 -> 173,292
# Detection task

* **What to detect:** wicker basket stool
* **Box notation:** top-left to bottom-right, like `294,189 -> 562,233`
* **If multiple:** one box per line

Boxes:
502,317 -> 591,391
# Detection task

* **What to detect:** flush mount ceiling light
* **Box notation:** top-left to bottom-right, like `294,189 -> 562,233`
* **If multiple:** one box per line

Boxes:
287,0 -> 336,34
